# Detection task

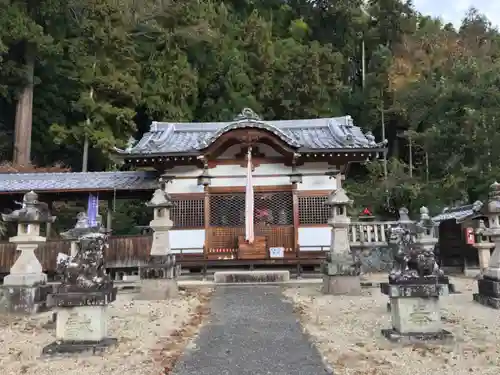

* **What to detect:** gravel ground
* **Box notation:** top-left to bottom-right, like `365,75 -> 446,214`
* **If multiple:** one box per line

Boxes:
0,289 -> 211,375
284,278 -> 500,375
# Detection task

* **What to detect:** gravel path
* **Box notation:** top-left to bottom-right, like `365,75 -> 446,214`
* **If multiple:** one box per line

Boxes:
171,286 -> 331,375
284,278 -> 500,375
1,290 -> 207,375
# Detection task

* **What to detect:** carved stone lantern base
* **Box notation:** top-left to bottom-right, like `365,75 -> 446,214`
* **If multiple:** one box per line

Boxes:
136,254 -> 179,300
0,283 -> 53,314
321,252 -> 361,295
322,275 -> 361,295
380,279 -> 452,344
473,276 -> 500,309
42,284 -> 117,355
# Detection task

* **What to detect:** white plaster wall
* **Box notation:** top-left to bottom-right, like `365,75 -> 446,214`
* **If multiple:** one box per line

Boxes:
210,164 -> 289,187
170,229 -> 204,254
167,161 -> 336,190
168,178 -> 205,194
298,227 -> 331,251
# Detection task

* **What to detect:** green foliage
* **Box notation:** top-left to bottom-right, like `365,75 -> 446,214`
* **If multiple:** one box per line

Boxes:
2,1 -> 500,229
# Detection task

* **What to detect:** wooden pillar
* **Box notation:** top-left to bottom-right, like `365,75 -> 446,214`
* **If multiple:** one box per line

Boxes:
292,183 -> 299,257
45,201 -> 53,239
204,186 -> 210,259
106,198 -> 113,231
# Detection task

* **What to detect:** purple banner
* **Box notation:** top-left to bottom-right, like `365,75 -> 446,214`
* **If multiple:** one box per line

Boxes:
87,193 -> 99,227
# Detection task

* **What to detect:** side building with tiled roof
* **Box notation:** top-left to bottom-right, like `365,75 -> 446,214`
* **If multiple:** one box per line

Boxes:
431,201 -> 486,275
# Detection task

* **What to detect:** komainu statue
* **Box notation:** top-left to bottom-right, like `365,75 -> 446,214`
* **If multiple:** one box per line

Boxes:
385,210 -> 443,283
56,232 -> 112,291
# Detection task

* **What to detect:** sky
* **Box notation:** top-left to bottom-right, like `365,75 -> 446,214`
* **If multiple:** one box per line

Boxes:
413,0 -> 500,28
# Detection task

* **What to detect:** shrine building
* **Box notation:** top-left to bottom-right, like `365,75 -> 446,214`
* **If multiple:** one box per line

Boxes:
0,109 -> 385,272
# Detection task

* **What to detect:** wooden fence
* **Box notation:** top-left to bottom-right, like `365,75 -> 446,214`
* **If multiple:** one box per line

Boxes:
0,235 -> 154,273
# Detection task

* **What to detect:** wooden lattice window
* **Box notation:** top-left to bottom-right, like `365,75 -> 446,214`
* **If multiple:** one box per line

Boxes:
171,196 -> 205,228
210,194 -> 245,227
209,192 -> 293,227
254,192 -> 293,225
298,195 -> 329,225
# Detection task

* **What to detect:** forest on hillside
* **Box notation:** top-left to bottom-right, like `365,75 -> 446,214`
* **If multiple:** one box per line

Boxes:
1,0 -> 500,230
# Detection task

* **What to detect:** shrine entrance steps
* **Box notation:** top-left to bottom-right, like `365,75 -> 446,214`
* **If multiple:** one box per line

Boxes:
213,270 -> 290,283
171,286 -> 331,375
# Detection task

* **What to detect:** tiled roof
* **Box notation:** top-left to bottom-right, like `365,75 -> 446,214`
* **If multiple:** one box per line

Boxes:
116,114 -> 383,156
431,201 -> 484,223
0,171 -> 158,193
198,121 -> 302,148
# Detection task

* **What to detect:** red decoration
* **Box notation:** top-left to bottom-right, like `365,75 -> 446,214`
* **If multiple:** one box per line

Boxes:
465,227 -> 475,245
361,208 -> 372,216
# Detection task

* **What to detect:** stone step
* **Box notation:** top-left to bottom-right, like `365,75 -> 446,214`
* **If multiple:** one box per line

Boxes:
214,270 -> 290,284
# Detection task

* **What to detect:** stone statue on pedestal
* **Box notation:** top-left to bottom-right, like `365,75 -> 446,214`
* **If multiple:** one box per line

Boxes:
380,206 -> 452,343
43,227 -> 117,355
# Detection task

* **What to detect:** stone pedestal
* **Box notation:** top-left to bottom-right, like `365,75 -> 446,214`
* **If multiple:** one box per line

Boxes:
56,306 -> 108,341
380,278 -> 452,343
322,250 -> 361,295
137,254 -> 179,300
43,286 -> 117,355
0,242 -> 51,314
138,279 -> 178,300
474,242 -> 494,273
322,275 -> 361,295
0,283 -> 52,314
473,277 -> 500,308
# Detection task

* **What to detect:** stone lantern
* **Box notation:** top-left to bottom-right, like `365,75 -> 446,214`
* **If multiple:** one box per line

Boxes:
473,219 -> 494,274
288,161 -> 303,185
474,181 -> 500,308
197,167 -> 212,187
0,191 -> 56,314
326,188 -> 352,250
137,183 -> 179,300
414,206 -> 438,252
321,187 -> 361,295
197,157 -> 212,187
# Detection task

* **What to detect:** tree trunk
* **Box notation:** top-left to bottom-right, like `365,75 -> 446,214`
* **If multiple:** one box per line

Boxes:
408,137 -> 413,178
82,134 -> 89,172
13,43 -> 35,166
